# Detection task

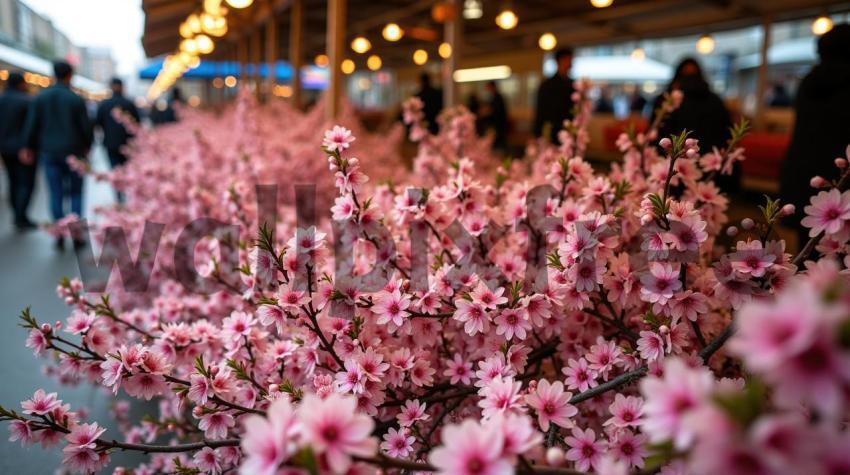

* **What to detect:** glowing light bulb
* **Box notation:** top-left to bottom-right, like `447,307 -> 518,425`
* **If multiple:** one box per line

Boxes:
413,49 -> 428,65
438,42 -> 452,59
195,34 -> 214,54
538,33 -> 556,51
315,54 -> 329,68
351,36 -> 371,54
812,15 -> 833,36
187,14 -> 202,34
367,55 -> 382,71
225,0 -> 253,8
180,38 -> 198,55
696,34 -> 715,55
590,0 -> 613,7
495,9 -> 518,30
341,59 -> 355,74
382,23 -> 403,41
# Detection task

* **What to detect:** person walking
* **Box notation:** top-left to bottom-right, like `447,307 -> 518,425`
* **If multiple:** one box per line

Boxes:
534,47 -> 575,143
781,24 -> 850,247
22,60 -> 93,249
414,73 -> 443,135
0,72 -> 35,230
482,80 -> 509,153
96,77 -> 139,202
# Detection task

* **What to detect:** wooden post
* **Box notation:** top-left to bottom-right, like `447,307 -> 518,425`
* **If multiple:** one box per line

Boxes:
266,16 -> 278,102
442,0 -> 461,108
755,16 -> 772,130
290,0 -> 304,109
237,35 -> 248,87
251,29 -> 262,98
326,0 -> 346,120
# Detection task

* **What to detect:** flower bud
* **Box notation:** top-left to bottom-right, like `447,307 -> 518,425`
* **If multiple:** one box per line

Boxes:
781,204 -> 796,216
210,366 -> 219,376
726,226 -> 738,237
659,325 -> 670,335
741,218 -> 755,230
40,323 -> 52,334
836,158 -> 847,169
546,447 -> 565,466
810,176 -> 826,188
659,138 -> 672,150
686,148 -> 699,158
685,138 -> 698,148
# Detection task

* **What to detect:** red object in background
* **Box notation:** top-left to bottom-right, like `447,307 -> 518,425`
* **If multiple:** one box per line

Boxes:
603,118 -> 649,152
740,133 -> 791,180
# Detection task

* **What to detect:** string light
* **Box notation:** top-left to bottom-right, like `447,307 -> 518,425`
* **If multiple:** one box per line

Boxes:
696,34 -> 715,55
180,38 -> 199,55
812,15 -> 833,35
315,54 -> 329,67
187,14 -> 202,34
224,75 -> 237,87
367,55 -> 382,71
590,0 -> 613,7
351,36 -> 371,54
463,0 -> 483,19
438,42 -> 452,59
382,23 -> 403,41
538,33 -> 556,51
195,34 -> 214,54
413,49 -> 429,65
495,9 -> 518,30
341,59 -> 356,74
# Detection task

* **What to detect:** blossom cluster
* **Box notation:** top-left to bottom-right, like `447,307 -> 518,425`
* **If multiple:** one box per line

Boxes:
3,85 -> 850,475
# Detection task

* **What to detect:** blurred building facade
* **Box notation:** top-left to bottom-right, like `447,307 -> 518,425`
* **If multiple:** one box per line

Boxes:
0,0 -> 114,84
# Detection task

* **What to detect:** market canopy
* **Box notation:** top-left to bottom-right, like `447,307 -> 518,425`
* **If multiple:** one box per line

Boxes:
143,0 -> 850,67
138,58 -> 329,88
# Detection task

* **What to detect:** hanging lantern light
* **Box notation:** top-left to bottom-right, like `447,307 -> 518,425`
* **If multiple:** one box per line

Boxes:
812,15 -> 833,35
413,49 -> 428,65
225,0 -> 253,8
341,59 -> 356,74
382,23 -> 403,41
495,9 -> 518,30
463,0 -> 483,19
590,0 -> 613,7
696,34 -> 715,55
195,34 -> 215,54
367,55 -> 382,71
538,33 -> 557,51
438,42 -> 452,59
351,36 -> 372,54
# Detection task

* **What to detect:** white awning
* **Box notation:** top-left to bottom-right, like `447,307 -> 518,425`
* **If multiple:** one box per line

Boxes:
544,55 -> 673,82
0,42 -> 107,94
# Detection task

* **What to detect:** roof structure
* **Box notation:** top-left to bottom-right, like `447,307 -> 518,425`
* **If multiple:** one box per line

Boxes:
143,0 -> 850,67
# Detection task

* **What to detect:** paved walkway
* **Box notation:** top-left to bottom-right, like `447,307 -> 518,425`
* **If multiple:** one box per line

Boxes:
0,148 -> 143,473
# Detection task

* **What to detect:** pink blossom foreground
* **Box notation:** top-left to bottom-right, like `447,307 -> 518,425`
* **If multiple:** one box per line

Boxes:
4,85 -> 850,475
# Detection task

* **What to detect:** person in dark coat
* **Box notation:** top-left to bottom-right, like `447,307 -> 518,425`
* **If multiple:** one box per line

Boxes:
652,58 -> 734,190
22,60 -> 93,249
0,72 -> 35,229
482,80 -> 509,152
780,24 -> 850,246
96,78 -> 138,202
415,73 -> 443,135
534,47 -> 575,143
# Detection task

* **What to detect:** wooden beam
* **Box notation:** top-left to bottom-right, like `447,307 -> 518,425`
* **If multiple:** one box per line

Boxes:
326,0 -> 346,120
289,0 -> 304,109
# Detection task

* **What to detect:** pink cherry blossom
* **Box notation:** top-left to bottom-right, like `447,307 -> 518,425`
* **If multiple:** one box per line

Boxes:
298,393 -> 376,474
565,427 -> 606,472
428,419 -> 512,475
240,397 -> 301,475
381,427 -> 415,458
801,188 -> 850,237
21,389 -> 62,416
524,379 -> 578,431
